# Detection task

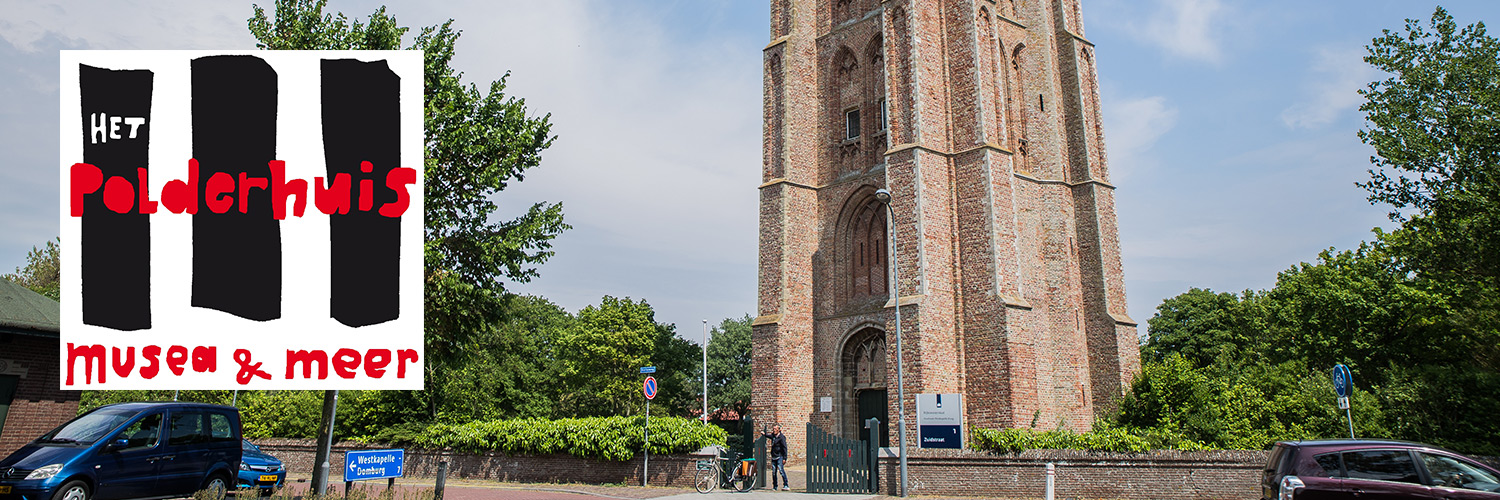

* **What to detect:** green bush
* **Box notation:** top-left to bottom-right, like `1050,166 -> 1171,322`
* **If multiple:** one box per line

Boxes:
970,426 -> 1197,453
419,416 -> 725,461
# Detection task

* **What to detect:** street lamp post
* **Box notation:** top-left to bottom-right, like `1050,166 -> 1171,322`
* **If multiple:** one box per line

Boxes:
703,319 -> 709,424
873,188 -> 908,498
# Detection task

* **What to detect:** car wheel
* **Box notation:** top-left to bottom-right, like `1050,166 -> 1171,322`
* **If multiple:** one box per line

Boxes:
200,473 -> 229,500
51,480 -> 90,500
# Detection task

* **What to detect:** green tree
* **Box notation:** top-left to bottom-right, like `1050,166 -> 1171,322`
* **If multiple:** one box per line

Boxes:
1263,243 -> 1458,370
1360,7 -> 1500,287
706,315 -> 752,418
4,238 -> 60,301
248,0 -> 569,418
648,321 -> 704,417
1142,288 -> 1265,369
557,296 -> 661,417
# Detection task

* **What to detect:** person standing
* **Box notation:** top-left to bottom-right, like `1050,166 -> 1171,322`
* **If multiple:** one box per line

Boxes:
762,424 -> 790,490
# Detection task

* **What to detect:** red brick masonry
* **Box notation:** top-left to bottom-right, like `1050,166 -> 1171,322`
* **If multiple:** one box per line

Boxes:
256,440 -> 1271,498
880,448 -> 1268,499
0,334 -> 82,456
252,439 -> 701,487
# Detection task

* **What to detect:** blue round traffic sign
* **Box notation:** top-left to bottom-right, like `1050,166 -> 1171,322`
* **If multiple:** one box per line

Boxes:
1333,364 -> 1352,398
643,376 -> 657,400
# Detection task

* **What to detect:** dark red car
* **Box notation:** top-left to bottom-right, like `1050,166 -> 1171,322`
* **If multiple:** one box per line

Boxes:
1263,439 -> 1500,500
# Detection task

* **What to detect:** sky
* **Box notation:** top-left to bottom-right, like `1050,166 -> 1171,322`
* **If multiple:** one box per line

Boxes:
2,0 -> 1497,344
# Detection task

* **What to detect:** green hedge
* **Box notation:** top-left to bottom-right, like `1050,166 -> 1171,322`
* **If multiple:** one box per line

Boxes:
970,427 -> 1209,453
412,416 -> 725,461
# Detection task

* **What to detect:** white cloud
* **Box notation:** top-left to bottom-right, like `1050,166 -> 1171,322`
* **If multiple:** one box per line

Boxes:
1103,94 -> 1178,183
1130,0 -> 1228,64
444,1 -> 763,330
1280,46 -> 1379,129
0,1 -> 252,51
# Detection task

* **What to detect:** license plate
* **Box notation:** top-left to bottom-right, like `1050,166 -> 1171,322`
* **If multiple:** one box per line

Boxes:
259,475 -> 278,482
0,486 -> 10,493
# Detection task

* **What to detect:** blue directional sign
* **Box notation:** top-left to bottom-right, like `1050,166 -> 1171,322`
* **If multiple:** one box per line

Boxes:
640,366 -> 656,374
1333,364 -> 1352,398
643,376 -> 658,400
345,449 -> 404,481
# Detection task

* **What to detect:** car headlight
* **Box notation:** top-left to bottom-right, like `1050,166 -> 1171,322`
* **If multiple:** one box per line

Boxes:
26,464 -> 63,480
240,462 -> 251,471
1279,475 -> 1305,500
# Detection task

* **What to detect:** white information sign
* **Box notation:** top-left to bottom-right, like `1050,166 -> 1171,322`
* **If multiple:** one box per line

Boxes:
916,393 -> 963,449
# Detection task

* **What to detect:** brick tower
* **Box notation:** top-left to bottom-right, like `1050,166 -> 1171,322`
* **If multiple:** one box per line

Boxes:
751,0 -> 1139,459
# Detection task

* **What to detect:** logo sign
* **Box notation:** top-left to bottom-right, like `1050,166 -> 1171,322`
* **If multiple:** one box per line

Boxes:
345,449 -> 404,482
916,393 -> 963,449
643,376 -> 658,400
58,51 -> 424,390
640,366 -> 656,374
1333,364 -> 1353,398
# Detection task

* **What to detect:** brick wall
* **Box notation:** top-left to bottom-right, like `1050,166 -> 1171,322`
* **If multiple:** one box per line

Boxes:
875,449 -> 1268,499
0,334 -> 82,456
250,439 -> 703,487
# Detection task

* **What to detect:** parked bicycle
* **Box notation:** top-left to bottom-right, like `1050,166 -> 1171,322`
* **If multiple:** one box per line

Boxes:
694,450 -> 757,493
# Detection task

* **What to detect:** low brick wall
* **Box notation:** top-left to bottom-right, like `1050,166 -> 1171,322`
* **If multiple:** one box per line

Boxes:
251,439 -> 702,487
876,449 -> 1267,499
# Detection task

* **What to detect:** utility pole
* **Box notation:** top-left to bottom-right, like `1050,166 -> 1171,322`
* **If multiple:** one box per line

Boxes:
875,188 -> 908,497
311,390 -> 340,496
702,319 -> 709,424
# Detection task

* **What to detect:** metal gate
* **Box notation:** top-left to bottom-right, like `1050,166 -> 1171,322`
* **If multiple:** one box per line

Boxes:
806,419 -> 880,493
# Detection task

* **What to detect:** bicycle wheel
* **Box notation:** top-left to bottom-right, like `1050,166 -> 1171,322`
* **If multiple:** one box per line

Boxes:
734,463 -> 756,492
694,468 -> 716,494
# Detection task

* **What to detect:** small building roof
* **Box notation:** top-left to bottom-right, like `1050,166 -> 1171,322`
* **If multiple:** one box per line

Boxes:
0,278 -> 60,336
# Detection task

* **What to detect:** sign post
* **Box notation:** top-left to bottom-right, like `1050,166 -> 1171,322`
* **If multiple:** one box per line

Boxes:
343,449 -> 404,496
642,372 -> 657,486
915,394 -> 963,449
1333,364 -> 1354,439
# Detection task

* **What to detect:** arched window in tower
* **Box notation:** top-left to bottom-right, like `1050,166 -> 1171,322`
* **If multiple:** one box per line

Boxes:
866,34 -> 885,141
1010,44 -> 1031,171
979,9 -> 999,145
768,53 -> 785,178
834,46 -> 862,161
850,200 -> 888,301
890,7 -> 910,142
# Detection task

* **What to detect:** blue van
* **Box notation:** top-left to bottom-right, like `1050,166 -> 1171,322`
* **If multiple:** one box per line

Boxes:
0,402 -> 242,500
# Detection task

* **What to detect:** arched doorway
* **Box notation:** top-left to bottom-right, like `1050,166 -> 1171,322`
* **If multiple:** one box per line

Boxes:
842,327 -> 889,446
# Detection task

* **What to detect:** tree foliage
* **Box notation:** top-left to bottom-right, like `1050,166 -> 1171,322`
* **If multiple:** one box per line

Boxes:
706,315 -> 753,418
1360,7 -> 1500,287
1122,241 -> 1500,454
248,0 -> 568,419
3,238 -> 60,301
649,320 -> 706,417
557,296 -> 662,416
1119,7 -> 1500,455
